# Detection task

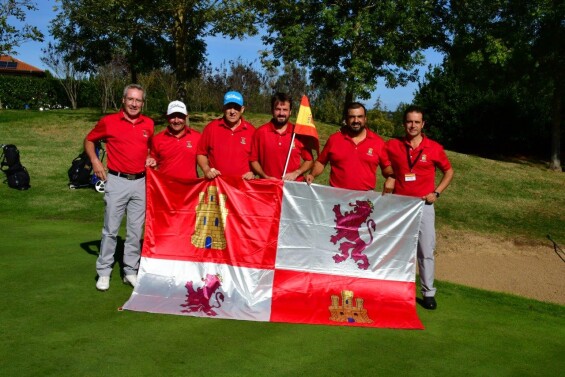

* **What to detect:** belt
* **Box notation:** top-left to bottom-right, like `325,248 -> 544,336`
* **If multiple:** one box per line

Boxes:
108,169 -> 145,180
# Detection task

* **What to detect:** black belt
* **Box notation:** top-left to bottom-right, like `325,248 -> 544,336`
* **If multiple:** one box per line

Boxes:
108,169 -> 145,180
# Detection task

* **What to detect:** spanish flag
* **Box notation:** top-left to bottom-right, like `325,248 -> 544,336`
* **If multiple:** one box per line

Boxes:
294,95 -> 319,154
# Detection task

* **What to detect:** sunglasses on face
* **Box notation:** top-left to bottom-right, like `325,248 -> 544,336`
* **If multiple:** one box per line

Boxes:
224,104 -> 242,111
167,113 -> 187,120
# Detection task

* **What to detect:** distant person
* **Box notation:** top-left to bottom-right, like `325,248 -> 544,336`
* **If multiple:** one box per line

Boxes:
196,91 -> 255,180
306,102 -> 393,190
250,93 -> 314,181
146,100 -> 201,180
385,105 -> 454,310
84,83 -> 154,291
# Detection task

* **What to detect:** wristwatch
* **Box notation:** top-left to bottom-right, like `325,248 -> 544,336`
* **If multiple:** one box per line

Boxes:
433,191 -> 440,198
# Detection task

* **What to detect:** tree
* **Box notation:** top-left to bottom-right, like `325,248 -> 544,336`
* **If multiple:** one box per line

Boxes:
421,0 -> 564,169
226,59 -> 267,111
96,57 -> 128,113
271,62 -> 310,108
0,0 -> 43,55
254,0 -> 438,111
50,0 -> 169,84
40,42 -> 85,109
367,99 -> 394,137
51,0 -> 258,93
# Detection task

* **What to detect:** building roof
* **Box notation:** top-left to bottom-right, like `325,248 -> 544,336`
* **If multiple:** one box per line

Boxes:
0,55 -> 46,77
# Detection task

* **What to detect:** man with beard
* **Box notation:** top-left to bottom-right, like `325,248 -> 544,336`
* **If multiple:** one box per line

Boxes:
85,84 -> 154,291
250,93 -> 314,181
385,105 -> 454,310
306,102 -> 393,190
196,91 -> 255,180
146,101 -> 201,180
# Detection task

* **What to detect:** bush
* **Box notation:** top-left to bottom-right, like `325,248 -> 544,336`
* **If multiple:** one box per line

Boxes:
0,75 -> 61,109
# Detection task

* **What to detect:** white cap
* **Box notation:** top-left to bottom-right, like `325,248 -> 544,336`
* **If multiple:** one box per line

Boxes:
167,100 -> 187,116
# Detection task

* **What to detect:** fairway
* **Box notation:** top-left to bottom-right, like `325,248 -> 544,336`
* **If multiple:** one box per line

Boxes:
1,110 -> 563,376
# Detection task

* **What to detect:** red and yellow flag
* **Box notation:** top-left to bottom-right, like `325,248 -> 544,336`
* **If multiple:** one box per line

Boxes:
294,95 -> 319,154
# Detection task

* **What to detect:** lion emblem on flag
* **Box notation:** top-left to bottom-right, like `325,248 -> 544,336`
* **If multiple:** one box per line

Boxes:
330,200 -> 376,270
181,273 -> 225,316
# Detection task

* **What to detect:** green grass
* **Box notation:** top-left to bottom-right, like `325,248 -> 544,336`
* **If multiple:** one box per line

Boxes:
1,109 -> 564,376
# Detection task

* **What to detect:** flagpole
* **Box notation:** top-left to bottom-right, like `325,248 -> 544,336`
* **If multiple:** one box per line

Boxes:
282,131 -> 296,178
289,95 -> 320,179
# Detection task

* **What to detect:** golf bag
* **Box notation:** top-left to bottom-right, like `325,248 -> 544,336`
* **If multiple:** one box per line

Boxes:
68,144 -> 105,192
0,144 -> 31,190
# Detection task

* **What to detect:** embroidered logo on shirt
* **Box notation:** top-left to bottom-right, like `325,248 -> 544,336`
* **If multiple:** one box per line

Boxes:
367,148 -> 373,156
421,154 -> 427,162
240,137 -> 246,145
186,141 -> 192,148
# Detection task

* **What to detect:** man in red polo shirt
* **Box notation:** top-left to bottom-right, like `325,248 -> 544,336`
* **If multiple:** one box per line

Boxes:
85,84 -> 154,291
196,91 -> 255,180
306,102 -> 393,190
250,93 -> 314,181
385,105 -> 454,310
146,100 -> 200,180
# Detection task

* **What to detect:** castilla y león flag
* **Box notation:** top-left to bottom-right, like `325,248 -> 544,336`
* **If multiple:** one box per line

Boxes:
123,169 -> 425,329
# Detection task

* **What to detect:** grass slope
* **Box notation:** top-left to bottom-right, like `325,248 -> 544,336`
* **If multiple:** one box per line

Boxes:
0,109 -> 564,376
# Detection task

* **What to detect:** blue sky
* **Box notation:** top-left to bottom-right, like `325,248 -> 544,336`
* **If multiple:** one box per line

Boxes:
9,0 -> 444,110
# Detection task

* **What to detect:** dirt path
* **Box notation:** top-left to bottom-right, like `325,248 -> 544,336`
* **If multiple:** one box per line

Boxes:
435,228 -> 565,305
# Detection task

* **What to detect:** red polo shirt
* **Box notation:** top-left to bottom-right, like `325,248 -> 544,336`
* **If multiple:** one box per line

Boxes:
250,122 -> 313,181
86,110 -> 154,173
386,136 -> 452,197
317,128 -> 390,191
196,117 -> 255,177
150,126 -> 201,180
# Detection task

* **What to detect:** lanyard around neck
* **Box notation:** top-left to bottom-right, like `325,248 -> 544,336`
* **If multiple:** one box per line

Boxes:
405,144 -> 423,172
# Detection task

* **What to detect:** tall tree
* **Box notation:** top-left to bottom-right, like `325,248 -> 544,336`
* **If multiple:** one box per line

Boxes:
0,0 -> 43,55
254,0 -> 438,111
50,0 -> 168,83
50,0 -> 258,93
41,42 -> 85,109
427,0 -> 564,170
271,62 -> 310,107
96,57 -> 128,113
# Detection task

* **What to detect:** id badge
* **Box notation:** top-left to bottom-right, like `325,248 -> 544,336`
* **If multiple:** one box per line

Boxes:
405,173 -> 416,182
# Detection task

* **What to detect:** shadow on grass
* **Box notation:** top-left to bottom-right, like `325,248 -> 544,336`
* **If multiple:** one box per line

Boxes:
80,237 -> 125,278
470,151 -> 563,171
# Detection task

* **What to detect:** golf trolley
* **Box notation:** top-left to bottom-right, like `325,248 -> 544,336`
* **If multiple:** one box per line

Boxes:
68,143 -> 106,193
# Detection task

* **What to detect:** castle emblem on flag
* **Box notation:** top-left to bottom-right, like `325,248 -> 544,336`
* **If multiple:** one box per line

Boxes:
180,273 -> 225,316
191,186 -> 228,249
329,290 -> 373,324
330,200 -> 376,270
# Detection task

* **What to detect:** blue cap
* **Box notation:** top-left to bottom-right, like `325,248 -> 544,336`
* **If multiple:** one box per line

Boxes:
223,91 -> 244,106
